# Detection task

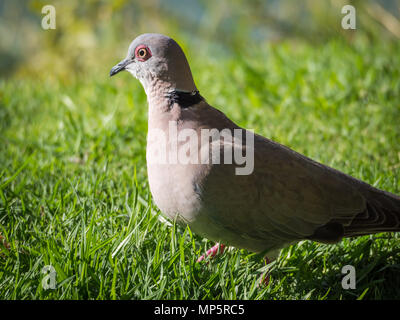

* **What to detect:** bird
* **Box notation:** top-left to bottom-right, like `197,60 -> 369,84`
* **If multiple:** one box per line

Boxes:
110,33 -> 400,266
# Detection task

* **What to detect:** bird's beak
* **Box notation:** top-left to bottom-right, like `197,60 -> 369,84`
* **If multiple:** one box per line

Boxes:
109,58 -> 132,77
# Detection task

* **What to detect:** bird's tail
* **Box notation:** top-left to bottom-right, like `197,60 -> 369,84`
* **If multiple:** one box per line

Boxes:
343,186 -> 400,237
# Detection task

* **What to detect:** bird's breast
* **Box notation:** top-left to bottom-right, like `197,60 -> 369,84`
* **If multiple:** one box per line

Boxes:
146,158 -> 209,223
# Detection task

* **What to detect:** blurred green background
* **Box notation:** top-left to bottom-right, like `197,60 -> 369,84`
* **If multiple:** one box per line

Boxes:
1,0 -> 400,300
1,0 -> 400,79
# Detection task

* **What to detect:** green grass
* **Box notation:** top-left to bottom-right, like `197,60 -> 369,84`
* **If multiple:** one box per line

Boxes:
1,39 -> 400,300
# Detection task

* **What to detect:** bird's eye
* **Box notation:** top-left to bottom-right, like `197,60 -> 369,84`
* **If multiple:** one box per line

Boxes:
138,49 -> 146,57
135,45 -> 152,61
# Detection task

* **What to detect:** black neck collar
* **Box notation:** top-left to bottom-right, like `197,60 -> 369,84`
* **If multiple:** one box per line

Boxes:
166,90 -> 203,108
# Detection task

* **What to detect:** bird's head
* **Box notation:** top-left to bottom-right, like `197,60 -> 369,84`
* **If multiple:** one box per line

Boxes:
110,33 -> 197,94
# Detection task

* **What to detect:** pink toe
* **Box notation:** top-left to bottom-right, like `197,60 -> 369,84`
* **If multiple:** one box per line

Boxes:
197,243 -> 226,262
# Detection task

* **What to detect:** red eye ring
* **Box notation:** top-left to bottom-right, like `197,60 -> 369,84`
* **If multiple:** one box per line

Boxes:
135,45 -> 152,61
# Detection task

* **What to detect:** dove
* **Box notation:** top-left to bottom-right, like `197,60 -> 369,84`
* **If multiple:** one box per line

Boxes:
110,33 -> 400,264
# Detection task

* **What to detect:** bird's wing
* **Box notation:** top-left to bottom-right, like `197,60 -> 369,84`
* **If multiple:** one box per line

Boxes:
198,130 -> 367,251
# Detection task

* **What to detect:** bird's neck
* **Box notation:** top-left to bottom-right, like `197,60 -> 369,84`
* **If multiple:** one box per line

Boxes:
144,77 -> 198,115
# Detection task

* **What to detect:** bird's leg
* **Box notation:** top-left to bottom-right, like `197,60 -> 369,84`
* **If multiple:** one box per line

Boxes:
197,243 -> 226,262
259,257 -> 271,286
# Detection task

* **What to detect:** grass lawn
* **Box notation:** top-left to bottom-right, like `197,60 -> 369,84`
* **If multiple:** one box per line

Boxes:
1,38 -> 400,300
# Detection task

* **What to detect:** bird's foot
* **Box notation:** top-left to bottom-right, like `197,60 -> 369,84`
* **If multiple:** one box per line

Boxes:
197,243 -> 226,262
259,257 -> 271,287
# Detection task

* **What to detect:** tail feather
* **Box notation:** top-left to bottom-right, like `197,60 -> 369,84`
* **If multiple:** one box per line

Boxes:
343,189 -> 400,237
